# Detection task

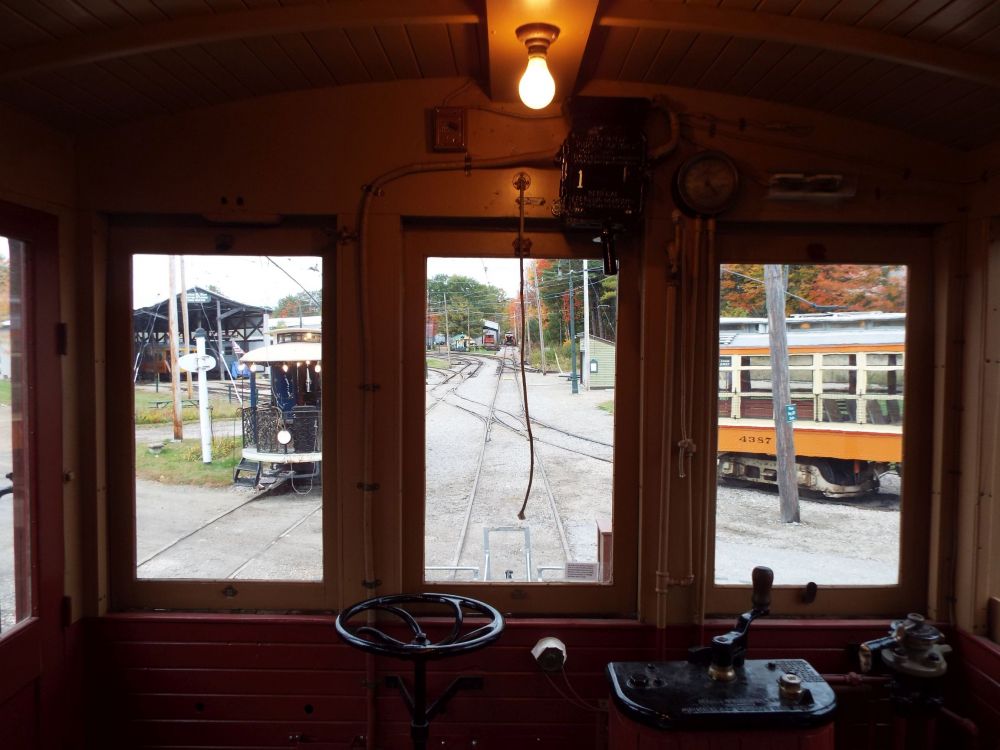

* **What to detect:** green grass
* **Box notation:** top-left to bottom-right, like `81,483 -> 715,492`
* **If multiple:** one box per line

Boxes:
134,387 -> 242,424
426,357 -> 450,369
0,380 -> 10,405
135,436 -> 240,487
598,400 -> 614,415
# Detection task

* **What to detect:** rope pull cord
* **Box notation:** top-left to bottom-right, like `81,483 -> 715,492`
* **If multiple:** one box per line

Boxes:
676,217 -> 701,480
514,173 -> 537,521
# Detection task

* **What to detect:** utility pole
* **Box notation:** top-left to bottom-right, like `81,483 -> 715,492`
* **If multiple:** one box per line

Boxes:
583,261 -> 591,390
569,263 -> 578,394
765,264 -> 800,523
531,261 -> 547,374
443,290 -> 452,365
166,256 -> 183,441
179,257 -> 193,399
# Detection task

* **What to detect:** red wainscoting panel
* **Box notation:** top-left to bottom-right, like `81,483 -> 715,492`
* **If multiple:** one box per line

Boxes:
951,630 -> 1000,746
0,682 -> 38,749
84,614 -> 1000,750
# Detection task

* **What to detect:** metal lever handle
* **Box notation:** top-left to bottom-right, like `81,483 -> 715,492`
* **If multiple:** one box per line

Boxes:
751,566 -> 773,613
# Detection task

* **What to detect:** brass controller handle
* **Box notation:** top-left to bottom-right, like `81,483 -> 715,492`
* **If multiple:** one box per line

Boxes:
751,566 -> 774,613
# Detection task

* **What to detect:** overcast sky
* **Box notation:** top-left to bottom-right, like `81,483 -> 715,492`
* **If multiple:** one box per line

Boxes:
130,254 -> 524,309
0,240 -> 526,308
132,254 -> 323,309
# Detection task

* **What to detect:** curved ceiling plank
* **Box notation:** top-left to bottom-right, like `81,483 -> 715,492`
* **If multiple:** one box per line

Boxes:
598,0 -> 1000,89
0,0 -> 479,81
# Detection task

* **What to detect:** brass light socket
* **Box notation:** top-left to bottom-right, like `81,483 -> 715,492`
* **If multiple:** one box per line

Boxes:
515,23 -> 560,55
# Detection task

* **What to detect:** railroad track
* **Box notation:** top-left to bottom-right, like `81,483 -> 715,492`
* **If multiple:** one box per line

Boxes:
136,488 -> 322,580
425,350 -> 588,583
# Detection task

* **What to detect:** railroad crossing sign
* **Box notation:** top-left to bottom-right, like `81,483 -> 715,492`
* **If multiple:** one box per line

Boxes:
785,403 -> 797,422
177,353 -> 217,372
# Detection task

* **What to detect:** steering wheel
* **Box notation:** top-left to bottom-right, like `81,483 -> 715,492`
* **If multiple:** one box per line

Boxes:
335,593 -> 504,661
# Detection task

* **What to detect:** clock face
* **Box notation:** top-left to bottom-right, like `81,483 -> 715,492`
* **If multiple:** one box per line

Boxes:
675,151 -> 739,216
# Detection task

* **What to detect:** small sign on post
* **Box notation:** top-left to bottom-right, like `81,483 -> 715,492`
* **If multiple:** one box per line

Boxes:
180,328 -> 217,464
785,403 -> 797,423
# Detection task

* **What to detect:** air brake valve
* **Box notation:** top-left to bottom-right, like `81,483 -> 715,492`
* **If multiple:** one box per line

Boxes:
859,613 -> 951,715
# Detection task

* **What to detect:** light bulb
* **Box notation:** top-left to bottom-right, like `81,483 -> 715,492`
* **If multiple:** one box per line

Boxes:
282,363 -> 289,372
314,363 -> 322,373
519,55 -> 555,110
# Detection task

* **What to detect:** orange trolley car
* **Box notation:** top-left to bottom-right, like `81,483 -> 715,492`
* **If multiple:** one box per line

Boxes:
717,321 -> 904,498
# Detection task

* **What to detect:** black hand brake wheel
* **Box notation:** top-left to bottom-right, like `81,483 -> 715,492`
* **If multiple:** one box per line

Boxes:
335,593 -> 504,660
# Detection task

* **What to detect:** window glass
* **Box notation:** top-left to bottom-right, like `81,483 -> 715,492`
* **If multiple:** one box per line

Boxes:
0,236 -> 27,633
132,254 -> 323,581
716,263 -> 906,587
424,257 -> 614,583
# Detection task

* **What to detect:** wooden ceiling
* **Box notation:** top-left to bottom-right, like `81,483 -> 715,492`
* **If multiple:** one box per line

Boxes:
2,0 -> 1000,150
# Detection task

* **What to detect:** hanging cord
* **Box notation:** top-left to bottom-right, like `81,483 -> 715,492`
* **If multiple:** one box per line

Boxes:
655,214 -> 693,632
542,669 -> 604,713
696,218 -> 718,637
355,148 -> 556,590
514,175 -> 537,520
676,218 -> 700,479
355,150 -> 556,750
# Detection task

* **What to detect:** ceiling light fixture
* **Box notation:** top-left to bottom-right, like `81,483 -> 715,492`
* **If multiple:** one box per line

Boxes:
516,23 -> 560,110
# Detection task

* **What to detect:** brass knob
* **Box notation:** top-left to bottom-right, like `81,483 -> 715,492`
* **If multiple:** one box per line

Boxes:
778,672 -> 802,698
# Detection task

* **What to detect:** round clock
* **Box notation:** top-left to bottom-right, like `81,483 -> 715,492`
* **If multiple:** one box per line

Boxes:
673,150 -> 740,217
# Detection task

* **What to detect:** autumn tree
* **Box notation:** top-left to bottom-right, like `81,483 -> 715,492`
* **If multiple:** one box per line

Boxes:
426,274 -> 508,339
274,290 -> 322,318
720,264 -> 906,316
532,259 -> 616,347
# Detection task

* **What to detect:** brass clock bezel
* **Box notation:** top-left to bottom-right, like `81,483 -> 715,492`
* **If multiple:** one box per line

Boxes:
673,150 -> 740,218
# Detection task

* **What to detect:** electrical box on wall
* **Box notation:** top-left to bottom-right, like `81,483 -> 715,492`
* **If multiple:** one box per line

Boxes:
557,97 -> 648,231
430,107 -> 467,152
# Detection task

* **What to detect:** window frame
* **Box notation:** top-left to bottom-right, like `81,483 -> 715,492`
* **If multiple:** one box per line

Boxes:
708,226 -> 934,617
107,220 -> 340,612
400,224 -> 641,616
0,200 -> 63,715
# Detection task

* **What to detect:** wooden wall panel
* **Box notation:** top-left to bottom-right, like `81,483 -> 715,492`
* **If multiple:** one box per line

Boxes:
592,26 -> 637,79
908,0 -> 996,43
696,37 -> 763,91
669,34 -> 732,89
0,683 -> 37,749
374,25 -> 421,79
242,36 -> 314,91
113,0 -> 169,24
146,50 -> 230,105
618,29 -> 667,81
306,28 -> 370,85
272,33 -> 337,88
87,614 -> 961,749
407,24 -> 458,78
824,1 -> 882,26
942,3 -> 1000,55
723,41 -> 795,95
646,31 -> 697,84
201,40 -> 285,97
447,23 -> 481,79
746,46 -> 824,100
952,630 -> 1000,742
175,45 -> 254,99
345,27 -> 397,82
